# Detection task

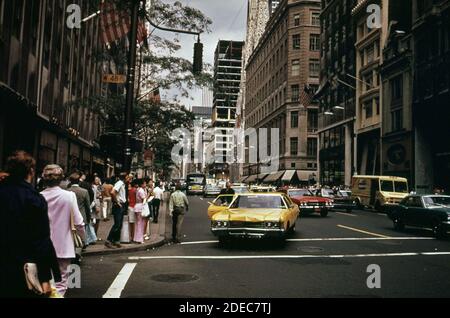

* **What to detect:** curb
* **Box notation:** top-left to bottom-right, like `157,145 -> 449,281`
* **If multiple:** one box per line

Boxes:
82,235 -> 167,257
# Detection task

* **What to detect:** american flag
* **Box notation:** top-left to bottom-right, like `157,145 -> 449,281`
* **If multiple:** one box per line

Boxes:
100,0 -> 148,45
299,84 -> 317,107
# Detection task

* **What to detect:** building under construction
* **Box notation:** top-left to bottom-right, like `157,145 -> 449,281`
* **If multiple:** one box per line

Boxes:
209,40 -> 244,180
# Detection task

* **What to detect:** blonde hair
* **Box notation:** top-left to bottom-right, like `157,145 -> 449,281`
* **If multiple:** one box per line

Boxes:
42,164 -> 64,187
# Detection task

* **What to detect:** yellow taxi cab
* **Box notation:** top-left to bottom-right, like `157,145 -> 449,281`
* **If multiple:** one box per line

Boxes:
209,193 -> 299,245
207,194 -> 236,219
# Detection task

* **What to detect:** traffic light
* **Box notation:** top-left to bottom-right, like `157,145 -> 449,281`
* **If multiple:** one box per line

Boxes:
193,39 -> 203,75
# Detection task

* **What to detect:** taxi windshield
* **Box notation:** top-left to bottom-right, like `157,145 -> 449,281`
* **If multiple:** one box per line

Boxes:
230,195 -> 287,209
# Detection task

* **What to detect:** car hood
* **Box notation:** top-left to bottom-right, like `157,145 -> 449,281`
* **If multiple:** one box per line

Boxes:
290,196 -> 331,203
214,208 -> 283,222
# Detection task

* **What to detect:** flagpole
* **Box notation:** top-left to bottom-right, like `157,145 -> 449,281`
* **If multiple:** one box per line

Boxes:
124,0 -> 140,172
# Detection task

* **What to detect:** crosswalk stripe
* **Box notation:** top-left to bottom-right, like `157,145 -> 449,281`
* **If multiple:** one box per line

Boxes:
103,263 -> 137,298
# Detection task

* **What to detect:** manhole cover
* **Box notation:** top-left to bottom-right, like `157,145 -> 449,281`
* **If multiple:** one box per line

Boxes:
300,246 -> 324,253
151,274 -> 199,283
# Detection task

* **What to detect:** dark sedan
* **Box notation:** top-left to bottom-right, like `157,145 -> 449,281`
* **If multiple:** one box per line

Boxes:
332,190 -> 357,212
388,195 -> 450,239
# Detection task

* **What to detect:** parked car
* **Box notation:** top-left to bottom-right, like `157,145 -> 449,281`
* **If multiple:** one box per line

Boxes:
287,188 -> 333,217
203,184 -> 222,197
210,193 -> 299,245
388,195 -> 450,239
250,185 -> 276,193
332,190 -> 357,212
231,185 -> 250,193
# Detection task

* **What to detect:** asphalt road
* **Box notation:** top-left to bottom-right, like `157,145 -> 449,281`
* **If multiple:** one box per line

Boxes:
67,195 -> 450,298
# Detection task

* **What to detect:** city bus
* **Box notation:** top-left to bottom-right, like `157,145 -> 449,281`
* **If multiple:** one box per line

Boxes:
186,173 -> 206,195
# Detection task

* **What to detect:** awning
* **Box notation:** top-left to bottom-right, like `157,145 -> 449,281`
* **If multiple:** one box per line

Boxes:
237,176 -> 249,183
296,170 -> 316,182
245,174 -> 268,183
281,170 -> 296,182
264,171 -> 285,183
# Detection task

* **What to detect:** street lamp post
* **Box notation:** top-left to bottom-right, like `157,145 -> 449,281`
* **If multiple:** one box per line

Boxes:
123,0 -> 140,172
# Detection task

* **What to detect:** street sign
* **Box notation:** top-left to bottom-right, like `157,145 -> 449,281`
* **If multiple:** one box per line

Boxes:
102,74 -> 126,84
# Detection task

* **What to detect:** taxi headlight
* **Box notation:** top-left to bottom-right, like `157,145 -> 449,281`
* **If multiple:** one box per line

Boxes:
265,221 -> 280,228
213,221 -> 228,228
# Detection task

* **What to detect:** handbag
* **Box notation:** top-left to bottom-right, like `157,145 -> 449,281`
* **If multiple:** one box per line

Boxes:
70,208 -> 84,249
23,263 -> 44,295
141,199 -> 151,218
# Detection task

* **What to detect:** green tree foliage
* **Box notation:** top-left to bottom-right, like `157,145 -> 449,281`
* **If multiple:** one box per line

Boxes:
68,0 -> 213,176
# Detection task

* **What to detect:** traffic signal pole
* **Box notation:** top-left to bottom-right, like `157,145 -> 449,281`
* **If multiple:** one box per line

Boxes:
123,0 -> 140,172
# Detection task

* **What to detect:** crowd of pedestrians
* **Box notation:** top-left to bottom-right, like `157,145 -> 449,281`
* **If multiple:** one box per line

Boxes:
0,150 -> 169,298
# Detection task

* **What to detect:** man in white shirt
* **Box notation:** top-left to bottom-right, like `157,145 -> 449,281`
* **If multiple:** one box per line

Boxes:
105,173 -> 129,248
152,182 -> 164,224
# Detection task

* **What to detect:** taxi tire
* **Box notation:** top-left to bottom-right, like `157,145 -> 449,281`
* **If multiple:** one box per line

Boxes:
287,222 -> 296,235
218,237 -> 231,247
320,209 -> 328,217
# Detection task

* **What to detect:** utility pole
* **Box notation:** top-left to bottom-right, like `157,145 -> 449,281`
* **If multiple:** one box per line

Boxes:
123,0 -> 140,172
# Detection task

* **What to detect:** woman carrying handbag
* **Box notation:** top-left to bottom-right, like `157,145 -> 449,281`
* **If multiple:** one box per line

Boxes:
41,165 -> 85,297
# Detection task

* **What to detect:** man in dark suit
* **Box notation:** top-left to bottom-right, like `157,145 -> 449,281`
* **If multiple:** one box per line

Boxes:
67,173 -> 91,225
0,151 -> 60,297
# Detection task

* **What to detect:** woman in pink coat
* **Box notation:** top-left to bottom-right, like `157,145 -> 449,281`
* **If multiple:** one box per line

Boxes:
40,165 -> 85,297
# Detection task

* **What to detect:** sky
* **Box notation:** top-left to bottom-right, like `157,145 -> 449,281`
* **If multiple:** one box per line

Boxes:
153,0 -> 248,109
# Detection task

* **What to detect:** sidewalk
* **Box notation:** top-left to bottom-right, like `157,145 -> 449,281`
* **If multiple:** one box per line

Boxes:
83,193 -> 170,256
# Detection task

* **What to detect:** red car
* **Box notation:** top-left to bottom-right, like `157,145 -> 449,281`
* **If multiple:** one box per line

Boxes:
286,188 -> 333,217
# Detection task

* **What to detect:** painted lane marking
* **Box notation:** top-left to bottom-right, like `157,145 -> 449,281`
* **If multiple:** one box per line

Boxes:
287,237 -> 433,242
180,240 -> 219,245
178,237 -> 433,245
199,197 -> 204,201
337,224 -> 391,238
128,252 -> 450,261
335,212 -> 357,217
103,263 -> 137,298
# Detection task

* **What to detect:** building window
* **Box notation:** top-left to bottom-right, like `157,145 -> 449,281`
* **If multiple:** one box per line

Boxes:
11,0 -> 23,39
292,34 -> 300,49
291,162 -> 296,168
311,11 -> 320,26
291,111 -> 299,128
375,97 -> 380,115
290,137 -> 298,156
291,85 -> 300,102
308,109 -> 318,132
292,59 -> 300,76
391,75 -> 403,101
309,59 -> 320,78
310,34 -> 320,51
294,14 -> 300,26
364,101 -> 373,119
391,109 -> 403,131
307,138 -> 317,157
366,46 -> 374,63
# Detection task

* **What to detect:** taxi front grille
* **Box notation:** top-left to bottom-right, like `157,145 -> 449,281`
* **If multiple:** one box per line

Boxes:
229,221 -> 265,228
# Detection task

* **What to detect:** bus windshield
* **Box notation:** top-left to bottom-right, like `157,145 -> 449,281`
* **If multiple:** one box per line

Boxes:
186,174 -> 206,185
